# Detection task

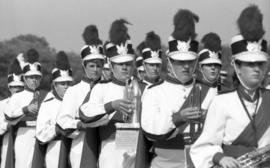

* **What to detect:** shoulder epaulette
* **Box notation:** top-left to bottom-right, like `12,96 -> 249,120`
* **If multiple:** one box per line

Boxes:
148,79 -> 164,89
99,79 -> 112,84
43,97 -> 54,103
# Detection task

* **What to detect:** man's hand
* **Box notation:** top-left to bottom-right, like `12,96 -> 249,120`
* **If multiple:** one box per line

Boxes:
219,156 -> 241,168
111,99 -> 134,116
179,107 -> 201,121
26,103 -> 39,115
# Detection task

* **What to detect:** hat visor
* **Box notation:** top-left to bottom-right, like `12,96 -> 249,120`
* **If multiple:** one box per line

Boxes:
199,58 -> 222,65
24,70 -> 42,77
168,51 -> 197,61
104,63 -> 110,69
144,58 -> 162,64
8,81 -> 24,87
83,54 -> 104,61
137,66 -> 145,71
234,51 -> 268,62
53,76 -> 73,82
110,54 -> 134,63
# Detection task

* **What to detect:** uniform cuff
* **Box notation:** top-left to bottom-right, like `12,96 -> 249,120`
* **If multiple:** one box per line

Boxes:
104,102 -> 114,114
212,152 -> 225,165
172,112 -> 186,127
22,106 -> 30,115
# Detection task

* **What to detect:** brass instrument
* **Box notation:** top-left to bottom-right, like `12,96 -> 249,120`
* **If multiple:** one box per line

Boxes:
214,145 -> 270,168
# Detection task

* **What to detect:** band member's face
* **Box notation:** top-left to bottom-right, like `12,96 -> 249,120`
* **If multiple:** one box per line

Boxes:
201,63 -> 221,82
9,86 -> 24,95
144,63 -> 161,80
83,60 -> 103,81
236,61 -> 267,89
54,81 -> 72,98
137,70 -> 145,81
112,61 -> 134,82
102,68 -> 112,80
24,75 -> 42,90
170,59 -> 196,83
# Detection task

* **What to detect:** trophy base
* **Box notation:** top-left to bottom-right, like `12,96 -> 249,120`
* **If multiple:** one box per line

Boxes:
115,123 -> 140,151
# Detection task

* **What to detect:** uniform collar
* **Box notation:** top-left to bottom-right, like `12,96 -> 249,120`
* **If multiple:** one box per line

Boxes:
144,76 -> 161,85
237,85 -> 260,102
165,74 -> 194,86
24,85 -> 39,93
52,87 -> 62,101
111,76 -> 126,86
82,76 -> 101,86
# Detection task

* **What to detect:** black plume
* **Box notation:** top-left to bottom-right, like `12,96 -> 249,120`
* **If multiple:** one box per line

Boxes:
201,32 -> 222,52
109,19 -> 131,45
237,5 -> 265,41
136,41 -> 146,55
172,9 -> 199,41
56,51 -> 70,70
145,31 -> 161,51
26,48 -> 39,64
82,25 -> 102,45
8,58 -> 23,75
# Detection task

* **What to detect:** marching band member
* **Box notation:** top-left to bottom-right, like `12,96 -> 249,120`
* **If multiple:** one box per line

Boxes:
190,5 -> 270,168
0,54 -> 25,168
36,51 -> 73,168
4,49 -> 48,168
79,19 -> 137,168
135,56 -> 145,81
140,9 -> 217,168
102,58 -> 112,80
138,31 -> 163,87
56,25 -> 105,168
135,31 -> 164,168
197,32 -> 224,92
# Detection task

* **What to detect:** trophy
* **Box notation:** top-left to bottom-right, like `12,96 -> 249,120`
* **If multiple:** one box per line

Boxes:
115,77 -> 141,151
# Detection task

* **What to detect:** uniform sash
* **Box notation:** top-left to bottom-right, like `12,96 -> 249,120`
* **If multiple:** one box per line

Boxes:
222,89 -> 270,158
58,137 -> 72,168
135,81 -> 210,168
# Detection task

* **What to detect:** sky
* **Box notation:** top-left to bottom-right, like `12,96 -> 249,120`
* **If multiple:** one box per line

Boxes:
0,0 -> 269,53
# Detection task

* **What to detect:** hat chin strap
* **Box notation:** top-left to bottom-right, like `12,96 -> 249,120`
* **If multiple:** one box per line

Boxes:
232,60 -> 261,91
167,58 -> 198,84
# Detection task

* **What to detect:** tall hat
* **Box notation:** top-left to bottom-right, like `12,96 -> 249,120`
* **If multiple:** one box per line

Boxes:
199,32 -> 222,65
135,56 -> 144,71
7,53 -> 25,87
168,9 -> 199,61
231,5 -> 268,62
52,51 -> 73,82
23,49 -> 42,76
105,19 -> 135,63
140,31 -> 162,64
81,25 -> 105,62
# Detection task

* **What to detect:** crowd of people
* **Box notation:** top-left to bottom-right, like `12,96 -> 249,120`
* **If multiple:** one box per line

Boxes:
0,4 -> 270,168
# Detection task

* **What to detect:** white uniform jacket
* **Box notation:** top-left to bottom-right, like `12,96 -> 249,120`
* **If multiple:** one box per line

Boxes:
190,89 -> 270,168
4,89 -> 47,168
80,78 -> 139,168
36,91 -> 67,168
140,76 -> 217,168
0,98 -> 9,168
56,78 -> 103,168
